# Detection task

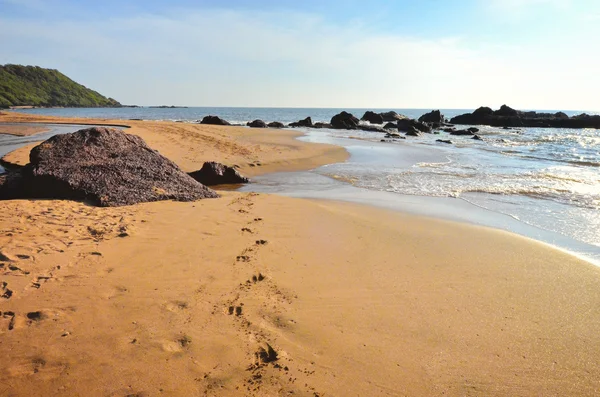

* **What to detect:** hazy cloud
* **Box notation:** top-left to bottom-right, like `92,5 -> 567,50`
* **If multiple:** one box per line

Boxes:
0,7 -> 598,110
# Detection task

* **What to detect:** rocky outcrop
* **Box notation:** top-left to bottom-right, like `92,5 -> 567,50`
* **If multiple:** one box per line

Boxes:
188,162 -> 249,186
247,119 -> 267,128
313,122 -> 332,129
361,111 -> 384,124
330,111 -> 359,130
0,127 -> 218,206
450,105 -> 600,129
418,110 -> 445,124
200,115 -> 231,126
289,117 -> 313,128
267,122 -> 285,128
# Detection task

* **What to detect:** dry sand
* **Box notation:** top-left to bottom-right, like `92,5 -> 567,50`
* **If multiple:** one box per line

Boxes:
1,113 -> 600,396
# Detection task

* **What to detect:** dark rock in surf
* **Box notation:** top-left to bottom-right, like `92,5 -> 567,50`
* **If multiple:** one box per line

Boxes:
383,122 -> 398,130
405,128 -> 422,137
418,110 -> 445,124
472,135 -> 483,140
379,111 -> 407,122
267,121 -> 285,128
467,127 -> 479,133
247,119 -> 267,128
188,162 -> 249,186
450,129 -> 474,136
361,111 -> 384,125
450,105 -> 600,129
436,139 -> 453,144
396,118 -> 431,133
313,122 -> 332,129
200,115 -> 231,126
0,127 -> 219,206
331,111 -> 360,130
289,117 -> 313,128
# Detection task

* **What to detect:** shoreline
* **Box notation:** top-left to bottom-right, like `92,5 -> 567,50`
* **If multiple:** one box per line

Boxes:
1,113 -> 600,395
2,112 -> 598,266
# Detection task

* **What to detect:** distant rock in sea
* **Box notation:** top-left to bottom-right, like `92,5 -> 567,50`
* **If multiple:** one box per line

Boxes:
188,162 -> 249,186
450,105 -> 600,129
0,127 -> 218,206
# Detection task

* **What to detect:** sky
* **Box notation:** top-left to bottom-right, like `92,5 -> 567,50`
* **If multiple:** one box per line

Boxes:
0,0 -> 599,110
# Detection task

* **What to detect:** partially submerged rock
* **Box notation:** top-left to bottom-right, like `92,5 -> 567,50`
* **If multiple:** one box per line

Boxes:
0,127 -> 219,206
200,115 -> 231,126
188,162 -> 249,186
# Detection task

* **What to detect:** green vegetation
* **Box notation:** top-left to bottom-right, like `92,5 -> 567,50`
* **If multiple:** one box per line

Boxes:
0,64 -> 121,108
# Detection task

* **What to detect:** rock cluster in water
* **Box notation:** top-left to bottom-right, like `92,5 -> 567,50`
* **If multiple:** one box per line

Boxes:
450,105 -> 600,129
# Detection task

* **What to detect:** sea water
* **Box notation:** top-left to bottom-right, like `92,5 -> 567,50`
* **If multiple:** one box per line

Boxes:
7,107 -> 600,263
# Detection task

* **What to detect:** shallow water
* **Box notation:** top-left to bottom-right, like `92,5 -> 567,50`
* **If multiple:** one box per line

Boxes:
0,123 -> 107,172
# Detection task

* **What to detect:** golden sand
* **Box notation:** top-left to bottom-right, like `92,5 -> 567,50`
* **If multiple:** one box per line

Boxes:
1,113 -> 599,396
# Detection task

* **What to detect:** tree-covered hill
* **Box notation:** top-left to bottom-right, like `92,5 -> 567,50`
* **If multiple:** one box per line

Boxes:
0,64 -> 121,108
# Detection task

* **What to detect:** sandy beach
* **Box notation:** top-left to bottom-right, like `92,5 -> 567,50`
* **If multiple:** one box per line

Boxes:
1,113 -> 600,396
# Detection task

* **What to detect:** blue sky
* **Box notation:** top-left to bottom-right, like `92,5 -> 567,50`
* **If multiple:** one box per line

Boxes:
1,0 -> 599,110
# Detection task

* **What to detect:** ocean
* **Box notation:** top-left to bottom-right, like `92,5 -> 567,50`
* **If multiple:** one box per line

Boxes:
3,106 -> 600,264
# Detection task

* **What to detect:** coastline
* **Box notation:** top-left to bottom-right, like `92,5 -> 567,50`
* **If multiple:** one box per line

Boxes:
1,113 -> 600,395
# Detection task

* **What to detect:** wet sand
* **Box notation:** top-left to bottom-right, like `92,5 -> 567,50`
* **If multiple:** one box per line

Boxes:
1,112 -> 600,396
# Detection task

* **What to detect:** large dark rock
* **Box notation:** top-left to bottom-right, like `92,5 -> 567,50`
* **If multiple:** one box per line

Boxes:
267,121 -> 285,128
418,110 -> 445,124
188,162 -> 249,186
450,105 -> 600,129
313,122 -> 332,129
383,122 -> 398,130
200,115 -> 231,126
0,127 -> 219,206
379,111 -> 407,122
361,111 -> 384,124
331,111 -> 359,130
247,119 -> 267,128
288,117 -> 313,128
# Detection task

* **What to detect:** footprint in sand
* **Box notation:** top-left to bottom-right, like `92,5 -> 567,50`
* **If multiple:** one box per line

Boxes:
241,227 -> 253,233
1,263 -> 31,276
7,357 -> 68,380
1,281 -> 14,299
255,240 -> 268,246
0,311 -> 16,331
164,300 -> 189,312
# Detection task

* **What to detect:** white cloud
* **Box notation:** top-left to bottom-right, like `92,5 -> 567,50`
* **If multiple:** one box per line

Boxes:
0,7 -> 598,110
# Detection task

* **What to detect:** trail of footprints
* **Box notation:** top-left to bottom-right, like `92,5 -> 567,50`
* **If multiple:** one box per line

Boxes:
0,254 -> 66,332
213,193 -> 321,395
